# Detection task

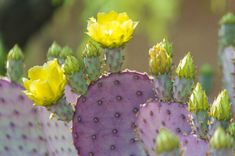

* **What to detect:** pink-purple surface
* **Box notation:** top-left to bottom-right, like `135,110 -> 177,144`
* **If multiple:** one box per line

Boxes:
137,100 -> 192,156
72,71 -> 155,156
0,78 -> 77,156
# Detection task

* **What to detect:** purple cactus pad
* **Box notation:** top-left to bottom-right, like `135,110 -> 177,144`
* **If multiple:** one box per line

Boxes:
0,79 -> 77,156
72,71 -> 155,156
180,134 -> 209,156
137,100 -> 192,156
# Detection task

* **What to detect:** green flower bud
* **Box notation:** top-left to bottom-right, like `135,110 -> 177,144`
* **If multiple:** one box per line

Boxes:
228,122 -> 235,138
160,38 -> 173,57
82,42 -> 101,58
188,82 -> 209,113
149,43 -> 172,76
176,52 -> 195,79
156,128 -> 180,154
6,45 -> 24,83
210,127 -> 233,149
7,45 -> 24,60
63,56 -> 81,75
60,46 -> 73,60
47,42 -> 62,60
220,12 -> 235,25
210,90 -> 232,121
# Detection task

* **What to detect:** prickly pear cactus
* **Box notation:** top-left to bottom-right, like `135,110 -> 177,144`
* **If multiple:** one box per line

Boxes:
0,79 -> 77,156
180,134 -> 209,156
18,11 -> 235,156
219,13 -> 235,118
72,71 -> 155,156
65,85 -> 79,105
220,47 -> 235,118
137,100 -> 199,156
37,107 -> 76,156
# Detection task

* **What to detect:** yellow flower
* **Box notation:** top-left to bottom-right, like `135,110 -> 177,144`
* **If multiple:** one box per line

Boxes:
87,11 -> 138,48
23,59 -> 66,106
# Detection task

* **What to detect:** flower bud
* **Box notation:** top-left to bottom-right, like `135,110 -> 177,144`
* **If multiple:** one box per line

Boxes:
176,52 -> 195,79
210,90 -> 232,121
156,128 -> 180,154
47,42 -> 62,60
63,56 -> 82,75
188,82 -> 209,113
149,43 -> 172,76
210,127 -> 233,149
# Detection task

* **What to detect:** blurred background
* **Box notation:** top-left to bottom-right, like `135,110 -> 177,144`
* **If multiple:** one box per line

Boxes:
0,0 -> 235,97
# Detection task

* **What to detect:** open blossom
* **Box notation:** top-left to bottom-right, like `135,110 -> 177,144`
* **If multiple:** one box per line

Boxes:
87,11 -> 138,48
23,59 -> 66,106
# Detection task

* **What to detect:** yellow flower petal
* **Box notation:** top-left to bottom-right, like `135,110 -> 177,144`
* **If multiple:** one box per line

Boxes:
87,11 -> 138,48
23,59 -> 66,106
28,66 -> 48,80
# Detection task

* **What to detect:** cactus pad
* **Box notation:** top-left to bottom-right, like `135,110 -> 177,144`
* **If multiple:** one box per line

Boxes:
137,100 -> 192,156
180,135 -> 209,156
65,85 -> 78,105
220,47 -> 235,118
72,71 -> 155,156
0,79 -> 76,156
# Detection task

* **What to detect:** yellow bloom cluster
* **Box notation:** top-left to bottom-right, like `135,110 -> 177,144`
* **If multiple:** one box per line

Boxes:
23,59 -> 66,106
149,43 -> 172,75
87,11 -> 138,48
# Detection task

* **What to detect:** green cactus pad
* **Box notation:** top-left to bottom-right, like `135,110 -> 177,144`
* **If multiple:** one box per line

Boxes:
153,74 -> 173,102
105,48 -> 124,73
173,77 -> 194,103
